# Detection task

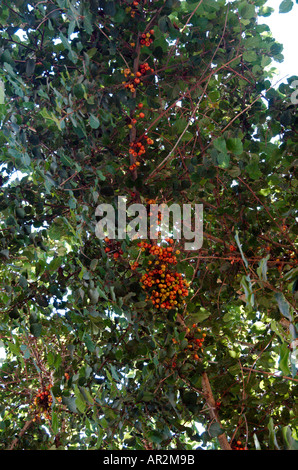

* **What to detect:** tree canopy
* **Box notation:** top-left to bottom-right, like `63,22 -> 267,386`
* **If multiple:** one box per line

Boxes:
0,0 -> 297,451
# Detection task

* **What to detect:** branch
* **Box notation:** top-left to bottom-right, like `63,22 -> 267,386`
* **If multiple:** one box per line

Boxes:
243,367 -> 298,383
201,372 -> 232,450
176,313 -> 232,450
8,419 -> 34,450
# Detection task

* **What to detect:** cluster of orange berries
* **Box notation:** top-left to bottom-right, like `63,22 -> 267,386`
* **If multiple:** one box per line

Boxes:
123,63 -> 154,94
128,134 -> 147,157
104,237 -> 124,260
140,30 -> 155,47
31,384 -> 54,421
128,131 -> 154,171
138,239 -> 178,264
146,199 -> 163,224
124,3 -> 137,18
141,269 -> 189,310
130,260 -> 139,271
129,110 -> 146,127
170,325 -> 206,369
129,162 -> 139,171
138,240 -> 189,310
139,62 -> 154,76
186,324 -> 206,359
126,0 -> 140,17
231,440 -> 247,450
146,198 -> 157,205
173,324 -> 206,361
122,67 -> 132,79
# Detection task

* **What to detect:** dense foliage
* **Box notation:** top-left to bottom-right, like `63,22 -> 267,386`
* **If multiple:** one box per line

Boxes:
0,0 -> 297,450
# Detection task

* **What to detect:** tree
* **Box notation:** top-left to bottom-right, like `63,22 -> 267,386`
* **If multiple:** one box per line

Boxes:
0,0 -> 297,451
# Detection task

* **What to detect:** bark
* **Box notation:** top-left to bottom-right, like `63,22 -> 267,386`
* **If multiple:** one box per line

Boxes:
177,313 -> 232,450
201,372 -> 232,450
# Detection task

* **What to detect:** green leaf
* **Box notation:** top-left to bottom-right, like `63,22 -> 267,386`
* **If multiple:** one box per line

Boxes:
103,1 -> 116,16
257,255 -> 270,281
18,276 -> 28,289
279,0 -> 293,13
30,323 -> 42,338
245,155 -> 262,180
88,288 -> 99,305
0,80 -> 4,104
243,50 -> 257,63
278,343 -> 291,376
20,344 -> 31,359
25,58 -> 36,77
268,418 -> 280,450
253,433 -> 261,450
74,385 -> 87,413
227,165 -> 241,177
52,411 -> 59,435
239,3 -> 256,19
226,138 -> 243,155
79,386 -> 94,405
97,169 -> 106,181
0,249 -> 10,260
240,275 -> 255,308
275,293 -> 292,321
89,114 -> 100,129
208,422 -> 223,438
235,231 -> 249,268
90,259 -> 98,271
217,153 -> 230,168
185,265 -> 194,280
282,427 -> 298,450
83,10 -> 93,35
180,131 -> 193,142
62,396 -> 78,413
148,430 -> 163,444
142,392 -> 155,402
259,5 -> 274,16
60,153 -> 74,167
213,137 -> 227,154
174,117 -> 188,133
187,307 -> 210,324
60,32 -> 71,50
83,333 -> 95,352
158,16 -> 172,33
